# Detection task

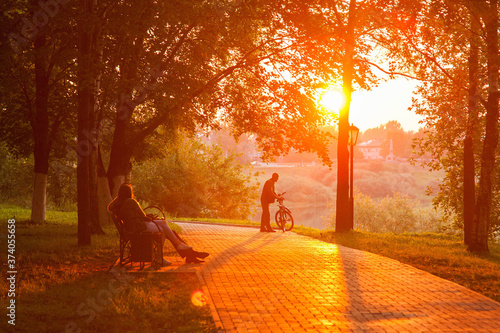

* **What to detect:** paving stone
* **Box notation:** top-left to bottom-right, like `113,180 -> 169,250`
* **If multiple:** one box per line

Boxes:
118,222 -> 500,332
201,223 -> 500,332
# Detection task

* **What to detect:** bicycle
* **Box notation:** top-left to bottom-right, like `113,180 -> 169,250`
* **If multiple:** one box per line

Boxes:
274,192 -> 294,232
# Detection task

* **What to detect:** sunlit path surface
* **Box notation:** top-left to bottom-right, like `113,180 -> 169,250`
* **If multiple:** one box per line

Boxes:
175,223 -> 500,332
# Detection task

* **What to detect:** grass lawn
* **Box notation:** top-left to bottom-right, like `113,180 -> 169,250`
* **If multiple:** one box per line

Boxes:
0,205 -> 217,333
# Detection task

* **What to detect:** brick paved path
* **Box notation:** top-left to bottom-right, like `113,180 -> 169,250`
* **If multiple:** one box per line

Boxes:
169,223 -> 500,332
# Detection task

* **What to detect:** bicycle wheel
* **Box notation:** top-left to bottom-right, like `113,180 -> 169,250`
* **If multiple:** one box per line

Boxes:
274,210 -> 284,230
275,210 -> 294,231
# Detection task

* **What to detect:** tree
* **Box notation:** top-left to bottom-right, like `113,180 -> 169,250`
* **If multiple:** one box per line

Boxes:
76,0 -> 101,245
470,0 -> 499,253
0,0 -> 77,222
392,0 -> 499,252
106,0 -> 419,233
335,0 -> 357,232
134,133 -> 259,219
360,121 -> 413,158
3,0 -> 342,242
99,0 -> 338,198
384,121 -> 413,158
401,2 -> 478,238
281,0 -> 412,232
464,0 -> 481,245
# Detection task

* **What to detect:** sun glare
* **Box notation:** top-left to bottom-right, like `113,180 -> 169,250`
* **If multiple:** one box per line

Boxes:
319,89 -> 346,113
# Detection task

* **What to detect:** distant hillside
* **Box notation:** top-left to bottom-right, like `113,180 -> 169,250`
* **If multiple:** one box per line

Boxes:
252,161 -> 443,229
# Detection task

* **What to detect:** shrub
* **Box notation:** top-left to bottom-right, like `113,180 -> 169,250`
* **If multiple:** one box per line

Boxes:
134,136 -> 259,220
0,143 -> 77,210
325,191 -> 449,233
0,143 -> 33,205
355,172 -> 417,199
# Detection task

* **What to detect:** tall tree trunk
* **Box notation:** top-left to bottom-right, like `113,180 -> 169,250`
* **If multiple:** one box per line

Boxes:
89,113 -> 102,234
107,105 -> 134,198
31,33 -> 50,223
106,29 -> 147,198
469,0 -> 499,253
90,36 -> 104,234
77,0 -> 96,246
98,147 -> 113,225
463,137 -> 475,244
336,0 -> 356,232
107,58 -> 139,197
464,4 -> 480,245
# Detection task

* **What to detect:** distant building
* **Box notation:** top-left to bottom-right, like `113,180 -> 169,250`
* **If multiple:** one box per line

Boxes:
386,139 -> 396,162
358,140 -> 382,159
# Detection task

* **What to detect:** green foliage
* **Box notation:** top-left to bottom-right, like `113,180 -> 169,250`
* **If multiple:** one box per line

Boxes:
47,158 -> 77,210
0,143 -> 33,205
0,143 -> 77,210
256,161 -> 441,205
352,162 -> 442,205
390,0 -> 499,247
355,171 -> 416,198
100,0 -> 342,176
257,168 -> 335,204
325,191 -> 449,234
0,0 -> 78,157
134,135 -> 259,220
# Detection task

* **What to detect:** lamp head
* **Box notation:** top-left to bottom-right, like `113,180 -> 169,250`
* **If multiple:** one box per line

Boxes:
348,125 -> 359,146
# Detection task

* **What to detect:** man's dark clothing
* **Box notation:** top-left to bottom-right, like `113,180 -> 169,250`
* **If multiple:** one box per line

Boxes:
261,178 -> 277,204
260,178 -> 277,231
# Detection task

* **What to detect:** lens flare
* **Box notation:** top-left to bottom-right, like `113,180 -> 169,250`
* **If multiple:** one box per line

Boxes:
191,290 -> 207,307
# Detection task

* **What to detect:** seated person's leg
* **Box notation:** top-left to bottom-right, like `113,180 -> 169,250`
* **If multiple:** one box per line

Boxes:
145,221 -> 165,244
145,221 -> 171,266
153,220 -> 209,262
153,220 -> 191,250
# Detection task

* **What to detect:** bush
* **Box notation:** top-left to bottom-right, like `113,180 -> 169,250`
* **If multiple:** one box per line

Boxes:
134,136 -> 259,220
47,158 -> 77,210
355,170 -> 417,199
0,143 -> 77,210
325,191 -> 449,233
0,143 -> 33,205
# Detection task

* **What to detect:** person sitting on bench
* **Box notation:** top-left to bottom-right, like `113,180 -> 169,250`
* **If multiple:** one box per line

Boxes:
108,183 -> 209,264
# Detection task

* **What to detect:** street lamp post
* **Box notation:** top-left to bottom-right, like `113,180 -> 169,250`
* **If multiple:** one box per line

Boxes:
348,124 -> 359,230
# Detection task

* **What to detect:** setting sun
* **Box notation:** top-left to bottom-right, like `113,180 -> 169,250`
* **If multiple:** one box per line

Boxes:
319,89 -> 346,113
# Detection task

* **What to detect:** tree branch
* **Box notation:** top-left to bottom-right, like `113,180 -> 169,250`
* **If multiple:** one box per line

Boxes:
403,31 -> 487,107
356,58 -> 419,80
132,41 -> 297,146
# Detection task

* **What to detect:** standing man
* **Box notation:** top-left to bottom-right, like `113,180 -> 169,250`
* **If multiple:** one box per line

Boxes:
260,173 -> 280,232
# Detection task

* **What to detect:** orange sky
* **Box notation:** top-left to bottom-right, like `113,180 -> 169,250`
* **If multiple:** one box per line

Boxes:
350,77 -> 422,132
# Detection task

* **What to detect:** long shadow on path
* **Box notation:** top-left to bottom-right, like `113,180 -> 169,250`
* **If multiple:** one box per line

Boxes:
177,223 -> 500,332
337,244 -> 500,331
